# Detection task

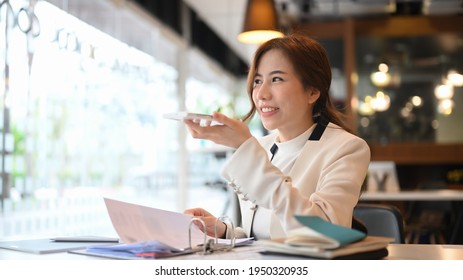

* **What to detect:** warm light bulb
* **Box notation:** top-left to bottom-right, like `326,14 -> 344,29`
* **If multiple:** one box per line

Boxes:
369,91 -> 391,112
237,0 -> 284,45
437,99 -> 454,115
358,101 -> 375,116
378,63 -> 389,73
237,30 -> 283,44
411,96 -> 423,107
401,107 -> 411,118
447,70 -> 463,87
370,71 -> 391,87
434,83 -> 454,100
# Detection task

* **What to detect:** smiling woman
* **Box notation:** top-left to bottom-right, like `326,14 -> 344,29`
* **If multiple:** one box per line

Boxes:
183,34 -> 371,241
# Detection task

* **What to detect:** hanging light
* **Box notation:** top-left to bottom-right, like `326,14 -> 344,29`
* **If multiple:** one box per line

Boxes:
369,91 -> 391,112
370,71 -> 391,87
434,82 -> 454,100
437,99 -> 454,115
237,0 -> 284,44
370,63 -> 391,87
447,70 -> 463,87
358,101 -> 375,116
410,96 -> 423,107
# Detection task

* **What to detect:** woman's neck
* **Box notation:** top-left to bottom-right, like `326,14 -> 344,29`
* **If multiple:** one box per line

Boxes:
277,121 -> 315,143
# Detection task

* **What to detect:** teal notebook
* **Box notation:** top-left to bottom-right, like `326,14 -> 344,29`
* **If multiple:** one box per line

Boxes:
286,216 -> 366,249
257,216 -> 392,259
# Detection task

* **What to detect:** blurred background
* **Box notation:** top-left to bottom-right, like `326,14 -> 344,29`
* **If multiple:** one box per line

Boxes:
0,0 -> 462,244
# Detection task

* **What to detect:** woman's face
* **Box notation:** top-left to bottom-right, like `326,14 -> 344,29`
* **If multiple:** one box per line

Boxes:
252,49 -> 319,142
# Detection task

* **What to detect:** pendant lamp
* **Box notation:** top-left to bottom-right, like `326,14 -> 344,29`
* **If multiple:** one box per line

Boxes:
237,0 -> 284,44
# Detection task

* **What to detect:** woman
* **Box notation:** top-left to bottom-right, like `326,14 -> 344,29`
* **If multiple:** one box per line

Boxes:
184,34 -> 370,240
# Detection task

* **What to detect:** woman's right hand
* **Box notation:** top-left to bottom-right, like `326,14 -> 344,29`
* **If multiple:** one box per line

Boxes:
184,208 -> 227,238
183,112 -> 252,149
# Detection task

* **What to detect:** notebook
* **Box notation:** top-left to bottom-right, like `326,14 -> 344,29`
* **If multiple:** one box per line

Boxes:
0,237 -> 119,254
257,216 -> 393,259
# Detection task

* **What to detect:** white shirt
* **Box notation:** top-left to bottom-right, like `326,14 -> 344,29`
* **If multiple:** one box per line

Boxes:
252,128 -> 313,239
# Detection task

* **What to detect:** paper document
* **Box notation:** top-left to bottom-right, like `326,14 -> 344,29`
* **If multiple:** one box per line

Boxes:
84,240 -> 193,259
103,198 -> 251,251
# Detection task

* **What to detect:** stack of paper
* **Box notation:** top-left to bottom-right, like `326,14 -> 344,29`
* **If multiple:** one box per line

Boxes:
83,240 -> 193,259
69,198 -> 253,259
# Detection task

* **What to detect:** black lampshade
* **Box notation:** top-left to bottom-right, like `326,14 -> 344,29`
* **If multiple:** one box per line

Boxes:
237,0 -> 283,44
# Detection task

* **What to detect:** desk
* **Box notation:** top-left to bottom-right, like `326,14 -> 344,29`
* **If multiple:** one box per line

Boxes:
386,244 -> 463,260
360,189 -> 463,244
244,244 -> 463,260
1,244 -> 463,260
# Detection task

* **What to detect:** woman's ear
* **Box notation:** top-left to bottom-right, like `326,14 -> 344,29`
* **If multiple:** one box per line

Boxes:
307,88 -> 321,104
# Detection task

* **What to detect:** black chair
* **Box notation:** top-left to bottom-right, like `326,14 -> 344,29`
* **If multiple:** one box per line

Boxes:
353,203 -> 405,244
405,181 -> 453,244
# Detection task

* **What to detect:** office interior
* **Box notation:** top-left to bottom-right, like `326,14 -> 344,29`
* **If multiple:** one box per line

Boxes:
0,0 -> 462,246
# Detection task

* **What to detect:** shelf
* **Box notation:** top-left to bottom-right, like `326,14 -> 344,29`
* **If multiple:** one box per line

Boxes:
369,143 -> 463,165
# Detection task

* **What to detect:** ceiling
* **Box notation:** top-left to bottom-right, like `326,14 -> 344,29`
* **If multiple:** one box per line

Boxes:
183,0 -> 463,63
44,0 -> 463,80
183,0 -> 252,62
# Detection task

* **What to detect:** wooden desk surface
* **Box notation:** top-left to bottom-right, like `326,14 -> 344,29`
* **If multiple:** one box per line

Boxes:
360,189 -> 463,201
1,243 -> 463,260
386,244 -> 463,260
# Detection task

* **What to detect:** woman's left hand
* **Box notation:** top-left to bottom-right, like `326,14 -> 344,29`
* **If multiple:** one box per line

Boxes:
184,112 -> 252,149
184,207 -> 226,238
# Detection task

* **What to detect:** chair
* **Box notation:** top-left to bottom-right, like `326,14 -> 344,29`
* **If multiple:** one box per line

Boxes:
353,203 -> 405,244
405,181 -> 453,244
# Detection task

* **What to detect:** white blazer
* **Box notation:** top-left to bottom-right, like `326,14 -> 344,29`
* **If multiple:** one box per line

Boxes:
220,122 -> 370,239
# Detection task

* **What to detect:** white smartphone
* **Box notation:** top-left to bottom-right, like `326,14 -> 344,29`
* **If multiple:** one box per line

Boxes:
163,112 -> 213,121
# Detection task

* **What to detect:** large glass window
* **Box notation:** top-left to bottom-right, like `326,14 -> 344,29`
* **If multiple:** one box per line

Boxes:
1,1 -> 182,237
183,49 -> 247,217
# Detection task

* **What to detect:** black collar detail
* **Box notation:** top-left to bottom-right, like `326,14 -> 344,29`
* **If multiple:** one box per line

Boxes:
308,117 -> 328,141
270,117 -> 328,161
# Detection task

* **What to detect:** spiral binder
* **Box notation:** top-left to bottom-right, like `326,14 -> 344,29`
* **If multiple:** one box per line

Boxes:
188,216 -> 236,255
